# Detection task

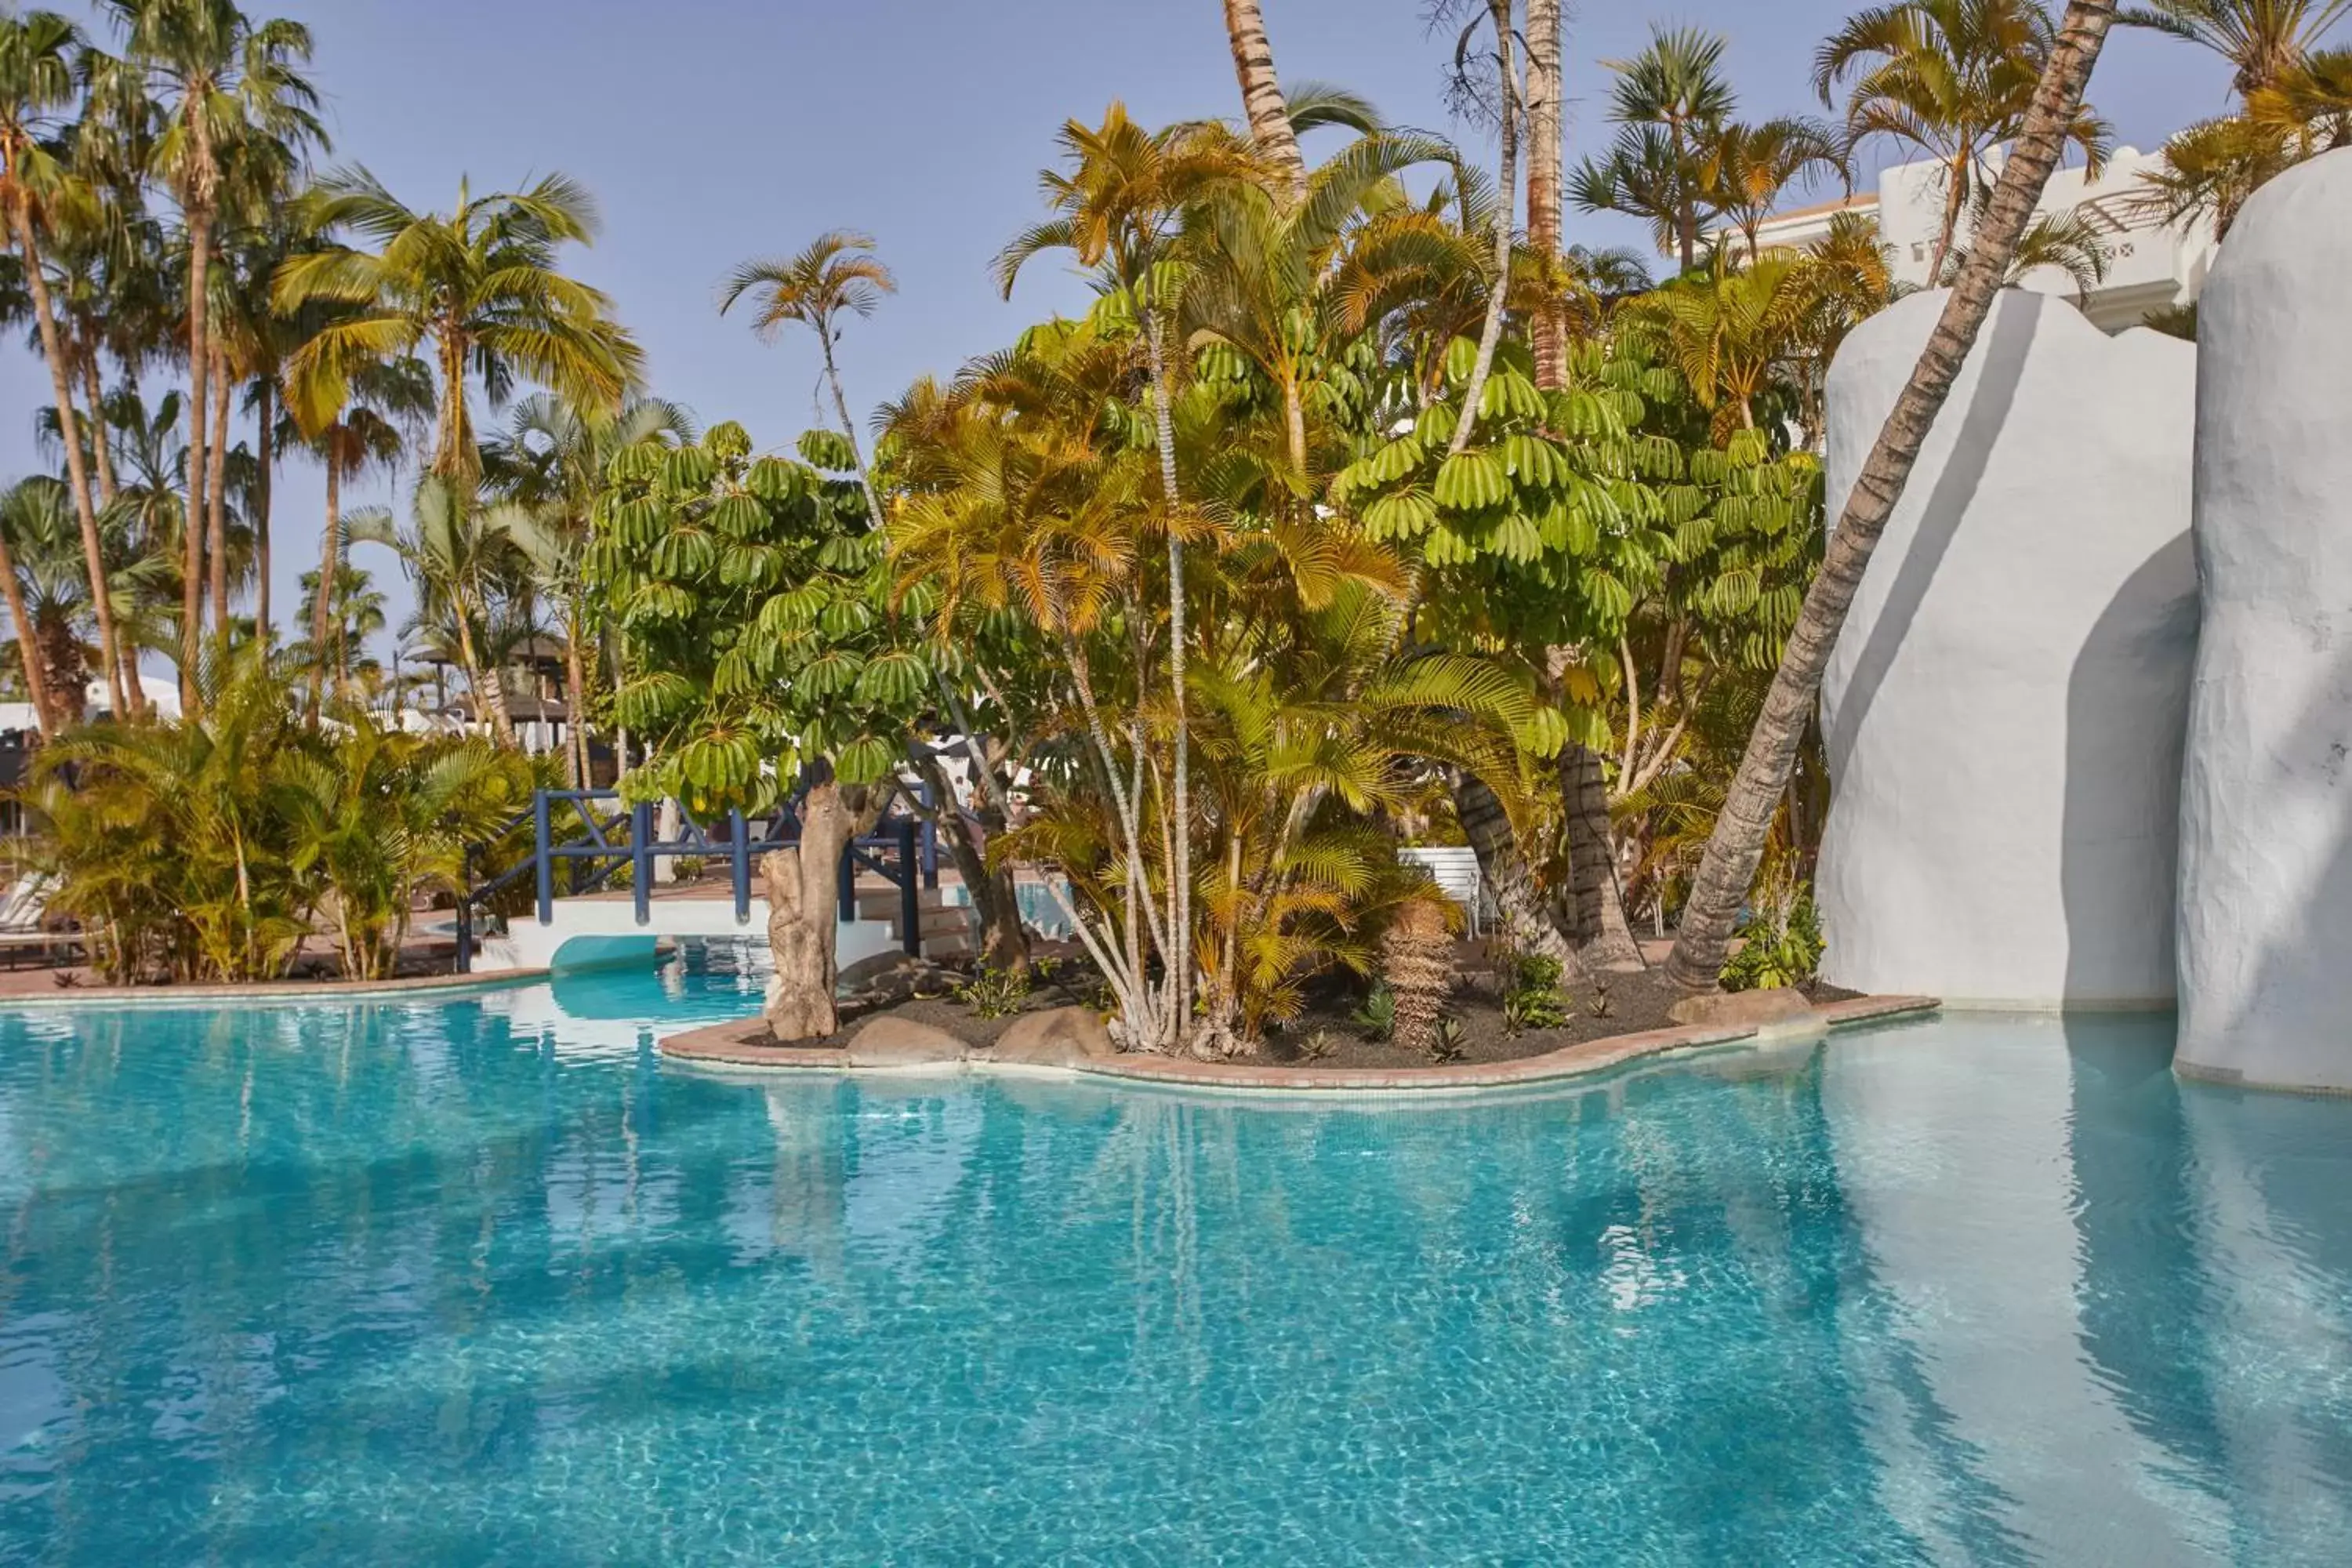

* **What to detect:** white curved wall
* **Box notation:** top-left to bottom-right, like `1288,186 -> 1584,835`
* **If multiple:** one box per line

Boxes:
1816,289 -> 2198,1006
2176,150 -> 2352,1091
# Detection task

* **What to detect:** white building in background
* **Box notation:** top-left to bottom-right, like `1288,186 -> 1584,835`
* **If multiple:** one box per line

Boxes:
1740,146 -> 2218,334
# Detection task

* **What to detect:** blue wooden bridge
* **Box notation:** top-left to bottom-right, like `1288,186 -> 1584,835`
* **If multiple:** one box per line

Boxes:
454,789 -> 940,975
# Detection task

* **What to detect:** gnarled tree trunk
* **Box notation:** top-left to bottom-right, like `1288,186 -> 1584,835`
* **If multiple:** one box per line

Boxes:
763,778 -> 885,1042
1665,0 -> 2123,992
909,746 -> 1028,976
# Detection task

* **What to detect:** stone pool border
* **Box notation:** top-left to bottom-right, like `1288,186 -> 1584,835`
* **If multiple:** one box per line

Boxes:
0,967 -> 551,1010
659,993 -> 1941,1096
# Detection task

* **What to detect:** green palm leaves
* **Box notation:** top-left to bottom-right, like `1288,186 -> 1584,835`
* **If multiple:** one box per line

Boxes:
273,168 -> 642,480
27,644 -> 542,982
1816,0 -> 2112,273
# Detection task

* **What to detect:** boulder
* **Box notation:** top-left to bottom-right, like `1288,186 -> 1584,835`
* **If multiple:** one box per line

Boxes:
1668,988 -> 1816,1030
837,951 -> 955,1001
2176,148 -> 2352,1091
985,1006 -> 1115,1066
843,1015 -> 965,1067
1815,289 -> 2197,1006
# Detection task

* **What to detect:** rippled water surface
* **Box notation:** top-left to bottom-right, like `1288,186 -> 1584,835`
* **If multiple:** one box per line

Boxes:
2,949 -> 2348,1565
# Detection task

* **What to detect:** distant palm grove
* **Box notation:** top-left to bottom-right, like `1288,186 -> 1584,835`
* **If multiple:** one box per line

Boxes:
1,0 -> 2342,1038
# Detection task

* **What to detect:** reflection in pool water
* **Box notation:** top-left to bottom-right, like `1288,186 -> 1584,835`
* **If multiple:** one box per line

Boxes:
0,949 -> 2346,1564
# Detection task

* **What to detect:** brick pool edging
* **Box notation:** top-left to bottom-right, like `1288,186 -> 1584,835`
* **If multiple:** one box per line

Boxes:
0,967 -> 553,1010
658,993 -> 1943,1094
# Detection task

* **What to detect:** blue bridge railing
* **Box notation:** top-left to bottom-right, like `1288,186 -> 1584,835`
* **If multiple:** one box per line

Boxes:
454,789 -> 938,973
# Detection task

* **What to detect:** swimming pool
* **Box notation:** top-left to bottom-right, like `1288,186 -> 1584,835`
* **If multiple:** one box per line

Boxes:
2,947 -> 2347,1564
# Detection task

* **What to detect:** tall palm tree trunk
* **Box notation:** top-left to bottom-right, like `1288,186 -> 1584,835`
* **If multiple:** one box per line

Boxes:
1221,0 -> 1308,201
564,621 -> 590,789
254,379 -> 273,645
79,351 -> 116,506
1450,0 -> 1520,457
1145,310 -> 1192,1054
183,190 -> 213,711
0,526 -> 53,739
454,600 -> 517,748
1526,0 -> 1568,390
1665,0 -> 2122,992
206,343 -> 230,636
310,452 -> 339,710
819,336 -> 884,528
1929,152 -> 1970,282
14,212 -> 128,718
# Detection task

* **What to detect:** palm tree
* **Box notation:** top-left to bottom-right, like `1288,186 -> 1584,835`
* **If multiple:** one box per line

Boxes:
996,105 -> 1262,1053
281,350 -> 430,706
272,168 -> 641,483
0,9 -> 129,717
717,230 -> 892,524
2121,0 -> 2349,94
1218,0 -> 1308,201
1815,0 -> 2112,279
0,474 -> 121,724
1667,0 -> 2125,992
1181,128 -> 1456,467
347,474 -> 521,748
290,561 -> 382,695
1628,249 -> 1820,441
1704,116 -> 1849,259
488,391 -> 693,785
96,0 -> 321,700
1572,25 -> 1737,271
0,476 -> 70,732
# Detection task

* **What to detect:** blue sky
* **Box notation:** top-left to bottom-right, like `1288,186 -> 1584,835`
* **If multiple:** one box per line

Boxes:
0,1 -> 2228,652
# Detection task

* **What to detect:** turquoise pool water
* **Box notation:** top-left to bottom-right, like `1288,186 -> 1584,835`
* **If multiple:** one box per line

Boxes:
2,949 -> 2348,1565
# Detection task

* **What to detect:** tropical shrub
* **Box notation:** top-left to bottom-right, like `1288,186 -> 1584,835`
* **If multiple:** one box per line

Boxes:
22,652 -> 544,983
954,964 -> 1029,1019
1499,947 -> 1573,1034
1722,887 -> 1826,992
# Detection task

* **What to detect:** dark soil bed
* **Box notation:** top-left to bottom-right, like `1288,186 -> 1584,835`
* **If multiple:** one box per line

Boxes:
748,939 -> 1859,1069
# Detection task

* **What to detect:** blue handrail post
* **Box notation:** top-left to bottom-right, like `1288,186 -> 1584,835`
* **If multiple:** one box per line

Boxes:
837,843 -> 856,923
456,845 -> 474,975
631,800 -> 654,925
533,790 -> 554,924
730,809 -> 752,924
916,780 -> 940,888
897,817 -> 920,956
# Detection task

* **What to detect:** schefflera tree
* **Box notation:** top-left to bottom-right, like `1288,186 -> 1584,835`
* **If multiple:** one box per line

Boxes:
589,421 -> 933,1040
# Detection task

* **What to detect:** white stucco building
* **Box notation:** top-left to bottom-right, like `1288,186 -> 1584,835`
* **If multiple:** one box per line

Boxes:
1738,147 -> 2218,334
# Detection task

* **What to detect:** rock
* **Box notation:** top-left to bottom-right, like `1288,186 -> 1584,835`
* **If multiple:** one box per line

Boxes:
1815,289 -> 2196,1007
2176,148 -> 2352,1091
1668,988 -> 1817,1029
843,1016 -> 965,1067
985,1006 -> 1115,1066
837,951 -> 956,1009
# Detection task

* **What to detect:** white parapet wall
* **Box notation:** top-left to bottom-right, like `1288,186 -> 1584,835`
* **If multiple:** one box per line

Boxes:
1815,289 -> 2198,1007
2175,150 -> 2352,1092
